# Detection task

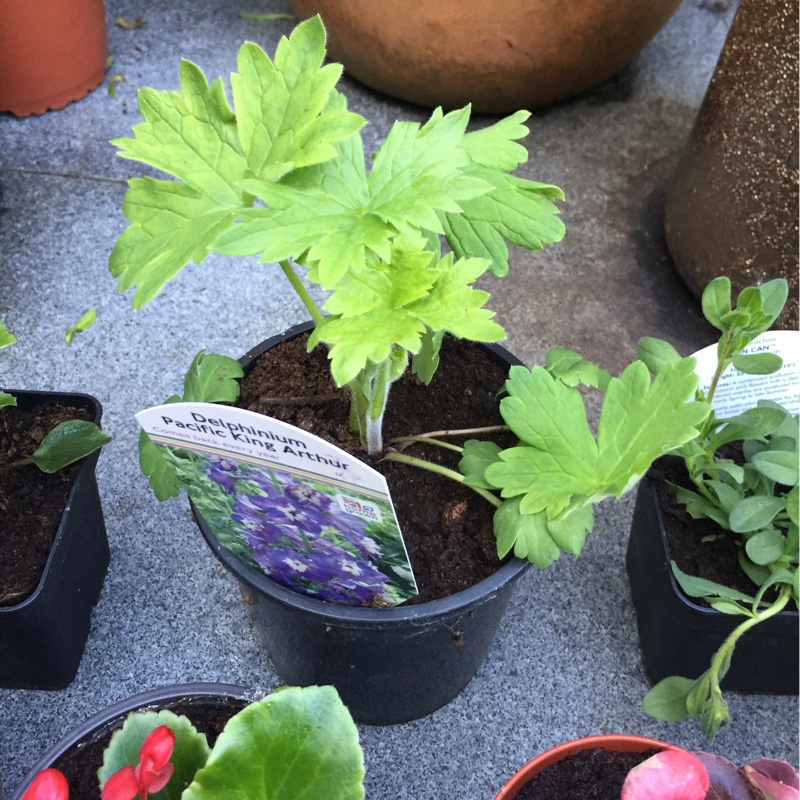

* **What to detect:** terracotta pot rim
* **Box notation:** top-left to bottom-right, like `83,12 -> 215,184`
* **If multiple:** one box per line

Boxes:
494,734 -> 679,800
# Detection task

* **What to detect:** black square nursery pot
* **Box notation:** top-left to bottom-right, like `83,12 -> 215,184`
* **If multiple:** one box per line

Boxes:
193,322 -> 531,725
626,475 -> 799,695
0,391 -> 109,690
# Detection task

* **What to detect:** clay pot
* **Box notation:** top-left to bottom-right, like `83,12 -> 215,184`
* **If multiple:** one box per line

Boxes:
665,0 -> 799,329
288,0 -> 682,112
495,734 -> 675,799
0,0 -> 108,117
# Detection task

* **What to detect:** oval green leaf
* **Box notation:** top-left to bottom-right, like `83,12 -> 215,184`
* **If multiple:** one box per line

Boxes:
728,495 -> 784,533
751,450 -> 799,486
642,676 -> 693,722
731,352 -> 783,375
29,420 -> 112,473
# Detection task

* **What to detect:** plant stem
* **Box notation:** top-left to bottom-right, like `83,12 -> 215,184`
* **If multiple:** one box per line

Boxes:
389,436 -> 464,453
279,259 -> 323,325
393,424 -> 509,441
382,450 -> 502,508
709,583 -> 791,693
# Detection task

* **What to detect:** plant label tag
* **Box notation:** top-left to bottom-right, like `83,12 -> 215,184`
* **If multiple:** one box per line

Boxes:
691,330 -> 800,418
136,402 -> 418,606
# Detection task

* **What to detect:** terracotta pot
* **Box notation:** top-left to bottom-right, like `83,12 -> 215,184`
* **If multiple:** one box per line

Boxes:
664,0 -> 799,329
288,0 -> 682,112
495,734 -> 675,799
0,0 -> 108,117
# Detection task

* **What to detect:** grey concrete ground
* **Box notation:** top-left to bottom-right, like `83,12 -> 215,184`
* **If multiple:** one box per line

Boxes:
1,0 -> 797,796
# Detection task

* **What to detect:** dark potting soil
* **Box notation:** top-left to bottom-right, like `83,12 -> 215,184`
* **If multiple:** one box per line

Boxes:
0,401 -> 93,607
235,333 -> 515,604
51,695 -> 249,800
649,454 -> 769,601
514,748 -> 660,800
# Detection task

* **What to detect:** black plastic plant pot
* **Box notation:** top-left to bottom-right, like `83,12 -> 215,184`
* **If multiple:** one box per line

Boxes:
193,321 -> 531,725
10,683 -> 251,800
0,391 -> 109,690
626,476 -> 799,694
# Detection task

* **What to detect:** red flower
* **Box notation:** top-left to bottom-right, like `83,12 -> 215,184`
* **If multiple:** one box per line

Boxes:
102,725 -> 176,800
21,769 -> 69,800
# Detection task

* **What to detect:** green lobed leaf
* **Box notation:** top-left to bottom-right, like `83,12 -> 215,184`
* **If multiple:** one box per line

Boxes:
65,308 -> 96,345
732,352 -> 783,375
642,676 -> 693,722
410,329 -> 443,385
636,336 -> 682,376
29,421 -> 111,473
729,495 -> 785,533
459,440 -> 503,490
545,348 -> 611,390
751,449 -> 799,486
493,497 -> 560,566
110,178 -> 239,309
233,20 -> 364,179
99,710 -> 211,800
182,686 -> 365,800
182,351 -> 244,403
0,392 -> 17,409
111,19 -> 362,307
140,352 -> 242,500
0,322 -> 17,349
701,276 -> 732,330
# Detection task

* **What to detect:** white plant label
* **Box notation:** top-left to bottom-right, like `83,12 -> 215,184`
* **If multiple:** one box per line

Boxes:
691,330 -> 800,418
137,402 -> 417,606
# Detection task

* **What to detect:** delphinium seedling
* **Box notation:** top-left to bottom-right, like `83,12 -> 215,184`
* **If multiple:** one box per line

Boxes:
621,748 -> 799,800
0,323 -> 111,474
21,685 -> 365,800
389,276 -> 796,739
108,15 -> 565,491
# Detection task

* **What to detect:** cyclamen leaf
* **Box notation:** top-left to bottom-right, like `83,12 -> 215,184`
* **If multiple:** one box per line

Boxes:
182,686 -> 365,800
29,421 -> 111,473
695,754 -> 762,800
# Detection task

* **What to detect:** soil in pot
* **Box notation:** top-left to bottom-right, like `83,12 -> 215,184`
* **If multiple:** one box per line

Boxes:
51,694 -> 249,800
0,401 -> 93,607
649,453 -> 796,606
234,333 -> 515,604
514,748 -> 660,800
